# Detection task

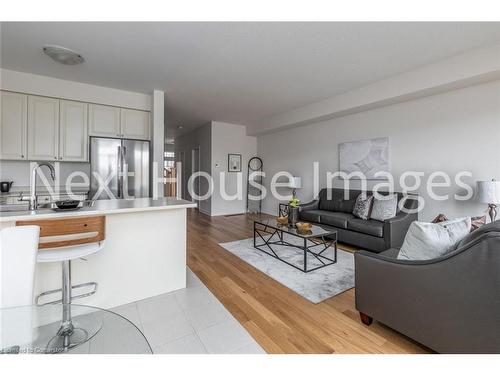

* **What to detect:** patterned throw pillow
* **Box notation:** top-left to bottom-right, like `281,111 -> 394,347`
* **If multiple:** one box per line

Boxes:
431,214 -> 449,223
471,215 -> 487,232
352,194 -> 374,220
370,194 -> 398,221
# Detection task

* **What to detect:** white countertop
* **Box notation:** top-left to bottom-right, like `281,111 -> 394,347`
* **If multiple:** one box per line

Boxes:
0,197 -> 197,222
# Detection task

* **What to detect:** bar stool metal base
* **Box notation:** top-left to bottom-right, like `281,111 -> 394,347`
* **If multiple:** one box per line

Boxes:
39,260 -> 102,353
45,323 -> 92,353
34,308 -> 102,353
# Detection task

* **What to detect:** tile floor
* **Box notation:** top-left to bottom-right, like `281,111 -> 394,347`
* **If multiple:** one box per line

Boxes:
76,268 -> 266,354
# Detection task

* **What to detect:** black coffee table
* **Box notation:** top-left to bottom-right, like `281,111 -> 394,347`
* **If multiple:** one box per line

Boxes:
253,219 -> 337,273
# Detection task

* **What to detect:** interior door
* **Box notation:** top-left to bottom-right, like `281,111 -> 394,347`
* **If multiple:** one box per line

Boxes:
90,137 -> 121,200
122,139 -> 150,198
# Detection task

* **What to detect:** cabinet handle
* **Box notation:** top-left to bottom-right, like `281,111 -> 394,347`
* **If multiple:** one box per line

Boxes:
21,154 -> 24,158
54,157 -> 57,160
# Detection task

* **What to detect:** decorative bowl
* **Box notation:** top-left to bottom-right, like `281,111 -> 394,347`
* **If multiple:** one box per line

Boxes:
296,222 -> 312,232
54,200 -> 80,210
277,216 -> 288,225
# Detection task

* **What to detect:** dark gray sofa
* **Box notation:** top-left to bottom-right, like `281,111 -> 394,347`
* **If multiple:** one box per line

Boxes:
355,220 -> 500,353
299,188 -> 418,252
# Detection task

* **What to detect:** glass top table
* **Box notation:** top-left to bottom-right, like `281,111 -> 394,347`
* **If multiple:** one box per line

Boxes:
253,219 -> 338,273
0,304 -> 152,354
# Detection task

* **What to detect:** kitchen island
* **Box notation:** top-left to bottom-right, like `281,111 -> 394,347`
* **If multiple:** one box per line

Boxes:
0,197 -> 197,309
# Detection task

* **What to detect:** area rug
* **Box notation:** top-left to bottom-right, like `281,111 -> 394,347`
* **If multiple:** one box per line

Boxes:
219,233 -> 355,303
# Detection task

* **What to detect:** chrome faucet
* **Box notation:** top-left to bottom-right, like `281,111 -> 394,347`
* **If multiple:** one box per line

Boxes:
29,162 -> 56,210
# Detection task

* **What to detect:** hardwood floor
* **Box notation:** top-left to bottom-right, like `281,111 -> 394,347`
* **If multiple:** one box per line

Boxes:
187,209 -> 431,354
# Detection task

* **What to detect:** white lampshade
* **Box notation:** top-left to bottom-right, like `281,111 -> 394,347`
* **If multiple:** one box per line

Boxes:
289,177 -> 302,189
476,180 -> 500,204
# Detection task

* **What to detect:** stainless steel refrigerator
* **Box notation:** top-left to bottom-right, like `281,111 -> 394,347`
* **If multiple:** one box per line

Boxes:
90,137 -> 150,200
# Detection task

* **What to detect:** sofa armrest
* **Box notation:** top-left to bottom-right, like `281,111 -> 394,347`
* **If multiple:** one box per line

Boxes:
299,199 -> 319,212
383,211 -> 417,249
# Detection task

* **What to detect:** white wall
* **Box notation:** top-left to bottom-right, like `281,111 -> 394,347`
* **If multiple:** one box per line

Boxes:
211,121 -> 257,216
174,123 -> 212,214
254,43 -> 500,135
174,121 -> 258,216
0,69 -> 151,110
258,80 -> 500,221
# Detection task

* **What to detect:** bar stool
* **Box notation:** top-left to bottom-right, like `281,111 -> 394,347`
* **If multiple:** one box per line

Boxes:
16,215 -> 105,352
0,226 -> 40,308
0,226 -> 40,353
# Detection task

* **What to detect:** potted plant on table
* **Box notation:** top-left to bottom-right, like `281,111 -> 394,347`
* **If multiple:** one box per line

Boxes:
288,197 -> 300,227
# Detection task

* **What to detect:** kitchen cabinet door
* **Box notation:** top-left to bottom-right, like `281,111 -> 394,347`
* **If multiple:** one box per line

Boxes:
0,91 -> 28,160
59,100 -> 88,162
27,95 -> 59,161
89,104 -> 121,138
120,108 -> 150,140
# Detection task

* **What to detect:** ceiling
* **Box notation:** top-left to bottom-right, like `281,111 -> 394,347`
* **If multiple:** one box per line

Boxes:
2,22 -> 500,139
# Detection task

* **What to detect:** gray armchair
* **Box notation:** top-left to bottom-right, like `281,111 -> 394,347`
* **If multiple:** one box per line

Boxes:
355,220 -> 500,353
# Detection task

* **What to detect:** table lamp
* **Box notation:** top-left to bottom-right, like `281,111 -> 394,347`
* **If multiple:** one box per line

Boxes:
289,177 -> 302,200
477,179 -> 500,222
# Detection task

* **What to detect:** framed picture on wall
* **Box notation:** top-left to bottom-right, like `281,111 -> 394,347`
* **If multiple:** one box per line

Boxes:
339,137 -> 390,180
228,154 -> 242,172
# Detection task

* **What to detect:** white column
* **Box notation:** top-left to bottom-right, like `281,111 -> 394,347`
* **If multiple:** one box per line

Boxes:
151,90 -> 165,197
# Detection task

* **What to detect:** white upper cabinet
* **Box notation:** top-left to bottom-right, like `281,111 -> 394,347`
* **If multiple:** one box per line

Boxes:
120,108 -> 150,140
0,91 -> 28,160
0,91 -> 151,161
89,104 -> 121,138
59,100 -> 88,162
28,95 -> 60,161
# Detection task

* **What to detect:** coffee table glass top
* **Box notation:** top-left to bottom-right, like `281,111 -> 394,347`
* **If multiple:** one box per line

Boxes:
255,218 -> 336,238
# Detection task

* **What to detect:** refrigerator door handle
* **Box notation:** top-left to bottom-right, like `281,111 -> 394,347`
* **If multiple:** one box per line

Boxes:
117,145 -> 122,198
122,146 -> 127,197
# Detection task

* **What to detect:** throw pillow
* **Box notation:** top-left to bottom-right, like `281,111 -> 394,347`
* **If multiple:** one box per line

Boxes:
352,194 -> 374,220
397,217 -> 472,261
370,194 -> 398,221
471,215 -> 487,232
431,213 -> 449,223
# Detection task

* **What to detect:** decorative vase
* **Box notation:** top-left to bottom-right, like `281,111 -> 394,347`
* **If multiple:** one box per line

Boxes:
288,206 -> 299,227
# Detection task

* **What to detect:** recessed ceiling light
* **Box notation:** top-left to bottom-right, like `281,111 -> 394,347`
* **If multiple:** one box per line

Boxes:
43,45 -> 84,65
176,125 -> 184,130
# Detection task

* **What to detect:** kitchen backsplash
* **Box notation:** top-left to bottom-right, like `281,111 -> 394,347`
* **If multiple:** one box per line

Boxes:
0,160 -> 90,190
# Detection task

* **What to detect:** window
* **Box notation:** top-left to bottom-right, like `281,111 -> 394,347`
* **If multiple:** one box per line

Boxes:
164,151 -> 174,158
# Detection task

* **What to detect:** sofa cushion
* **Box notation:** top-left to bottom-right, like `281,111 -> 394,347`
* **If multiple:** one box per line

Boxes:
397,217 -> 471,260
318,189 -> 357,213
299,209 -> 323,223
370,194 -> 398,221
352,193 -> 374,220
319,211 -> 354,229
347,218 -> 384,237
